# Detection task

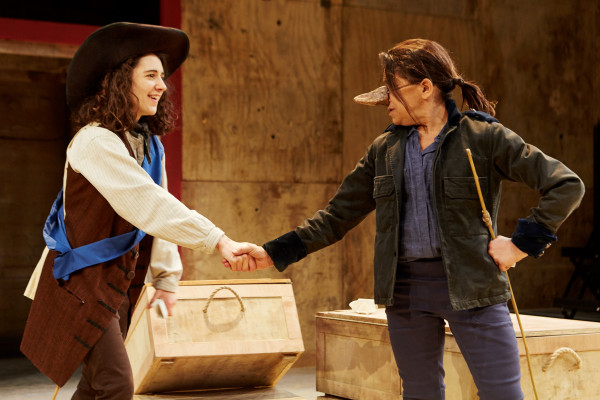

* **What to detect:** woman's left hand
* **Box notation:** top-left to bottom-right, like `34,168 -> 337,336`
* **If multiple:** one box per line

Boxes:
148,289 -> 177,316
488,235 -> 528,271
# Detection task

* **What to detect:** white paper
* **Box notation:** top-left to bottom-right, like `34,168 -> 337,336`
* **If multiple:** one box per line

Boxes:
153,298 -> 169,318
349,298 -> 378,314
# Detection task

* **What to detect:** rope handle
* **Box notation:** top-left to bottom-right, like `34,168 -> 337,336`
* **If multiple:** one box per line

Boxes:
202,286 -> 245,313
542,347 -> 582,372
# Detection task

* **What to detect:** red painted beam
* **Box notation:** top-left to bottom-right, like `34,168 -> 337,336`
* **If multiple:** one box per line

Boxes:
160,0 -> 183,200
0,17 -> 96,44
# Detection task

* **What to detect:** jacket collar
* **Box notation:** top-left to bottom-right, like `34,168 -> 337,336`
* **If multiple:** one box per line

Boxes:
446,99 -> 462,127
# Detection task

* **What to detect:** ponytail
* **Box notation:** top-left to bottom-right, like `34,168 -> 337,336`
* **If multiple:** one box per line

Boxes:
455,78 -> 496,117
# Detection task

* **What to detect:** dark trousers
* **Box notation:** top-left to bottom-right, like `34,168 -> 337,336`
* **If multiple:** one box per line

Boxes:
385,259 -> 523,400
71,297 -> 133,400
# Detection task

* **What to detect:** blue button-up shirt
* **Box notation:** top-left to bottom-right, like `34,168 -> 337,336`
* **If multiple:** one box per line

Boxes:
398,126 -> 445,260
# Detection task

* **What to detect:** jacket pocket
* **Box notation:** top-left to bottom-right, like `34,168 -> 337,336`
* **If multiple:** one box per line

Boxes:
444,177 -> 488,199
373,175 -> 395,198
373,175 -> 396,233
443,177 -> 489,236
59,281 -> 87,304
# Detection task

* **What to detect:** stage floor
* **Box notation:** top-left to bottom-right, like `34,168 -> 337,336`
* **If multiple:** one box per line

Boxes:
0,357 -> 336,400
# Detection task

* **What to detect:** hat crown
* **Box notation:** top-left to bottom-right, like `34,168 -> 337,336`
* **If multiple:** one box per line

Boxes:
66,22 -> 189,110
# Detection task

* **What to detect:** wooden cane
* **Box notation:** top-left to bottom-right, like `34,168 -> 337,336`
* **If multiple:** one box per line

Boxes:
51,385 -> 60,400
465,149 -> 539,400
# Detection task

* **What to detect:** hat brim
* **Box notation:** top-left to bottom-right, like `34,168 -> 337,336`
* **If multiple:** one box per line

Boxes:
353,86 -> 389,106
66,22 -> 190,110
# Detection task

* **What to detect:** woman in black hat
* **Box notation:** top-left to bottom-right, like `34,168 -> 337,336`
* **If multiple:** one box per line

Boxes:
226,38 -> 584,399
21,22 -> 252,399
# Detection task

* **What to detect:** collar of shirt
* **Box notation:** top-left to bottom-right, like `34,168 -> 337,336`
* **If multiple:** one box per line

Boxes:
406,125 -> 445,155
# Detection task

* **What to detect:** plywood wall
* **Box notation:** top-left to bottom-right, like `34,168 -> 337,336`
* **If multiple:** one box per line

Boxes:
476,0 -> 598,307
181,0 -> 344,365
179,0 -> 598,365
0,47 -> 71,356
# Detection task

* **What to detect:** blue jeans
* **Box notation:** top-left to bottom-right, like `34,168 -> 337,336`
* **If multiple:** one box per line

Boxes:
385,259 -> 523,400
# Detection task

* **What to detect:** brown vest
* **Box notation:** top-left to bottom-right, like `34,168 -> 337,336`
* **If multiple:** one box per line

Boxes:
20,131 -> 154,386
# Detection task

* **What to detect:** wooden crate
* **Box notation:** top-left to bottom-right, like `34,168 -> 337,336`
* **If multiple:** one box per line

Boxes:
316,309 -> 600,400
125,279 -> 304,394
445,314 -> 600,400
316,309 -> 400,400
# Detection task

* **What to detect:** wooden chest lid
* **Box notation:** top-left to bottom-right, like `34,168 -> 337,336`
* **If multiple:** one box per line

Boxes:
178,278 -> 292,286
316,309 -> 600,337
497,314 -> 600,338
316,309 -> 388,325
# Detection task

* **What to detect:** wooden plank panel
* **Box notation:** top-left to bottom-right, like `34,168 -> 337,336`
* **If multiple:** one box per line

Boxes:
0,55 -> 68,269
181,0 -> 342,183
342,6 -> 481,172
181,181 -> 344,364
478,0 -> 596,180
476,0 -> 598,309
0,55 -> 68,354
0,141 -> 66,267
0,77 -> 68,140
0,38 -> 77,58
343,0 -> 475,17
316,313 -> 400,400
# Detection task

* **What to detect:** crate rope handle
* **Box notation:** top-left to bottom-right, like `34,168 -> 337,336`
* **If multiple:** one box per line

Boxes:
542,347 -> 582,372
465,149 -> 539,400
203,286 -> 245,313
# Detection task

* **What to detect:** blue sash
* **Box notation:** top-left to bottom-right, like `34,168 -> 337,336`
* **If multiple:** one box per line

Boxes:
44,135 -> 164,280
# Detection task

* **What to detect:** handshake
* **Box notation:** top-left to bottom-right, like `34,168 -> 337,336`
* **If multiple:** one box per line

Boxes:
216,235 -> 275,272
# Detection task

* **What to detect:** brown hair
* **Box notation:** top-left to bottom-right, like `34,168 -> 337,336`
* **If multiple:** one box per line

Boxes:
380,39 -> 496,117
72,53 -> 176,136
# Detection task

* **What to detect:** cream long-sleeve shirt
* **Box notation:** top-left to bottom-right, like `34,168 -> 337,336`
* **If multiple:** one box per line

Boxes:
25,124 -> 224,299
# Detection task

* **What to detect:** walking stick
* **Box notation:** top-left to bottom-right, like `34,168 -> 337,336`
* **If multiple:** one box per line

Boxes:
465,149 -> 539,400
51,385 -> 60,400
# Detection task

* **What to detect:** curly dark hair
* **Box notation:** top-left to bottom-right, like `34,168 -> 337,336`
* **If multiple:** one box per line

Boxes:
71,52 -> 176,136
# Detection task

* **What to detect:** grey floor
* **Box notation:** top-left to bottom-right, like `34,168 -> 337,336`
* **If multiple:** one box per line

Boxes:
0,357 -> 330,400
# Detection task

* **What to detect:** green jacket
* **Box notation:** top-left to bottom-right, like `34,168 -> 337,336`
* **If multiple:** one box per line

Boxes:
264,100 -> 584,310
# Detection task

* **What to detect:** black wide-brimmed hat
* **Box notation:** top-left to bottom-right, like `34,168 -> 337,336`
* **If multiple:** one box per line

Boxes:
66,22 -> 189,110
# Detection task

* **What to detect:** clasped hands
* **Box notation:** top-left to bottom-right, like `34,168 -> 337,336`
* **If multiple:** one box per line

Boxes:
147,235 -> 273,316
218,234 -> 529,272
217,235 -> 274,272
